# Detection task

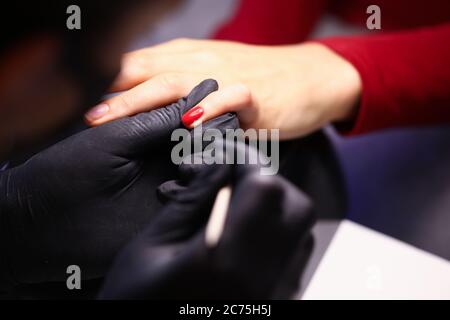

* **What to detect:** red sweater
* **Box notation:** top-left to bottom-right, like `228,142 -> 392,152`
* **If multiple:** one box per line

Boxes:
214,0 -> 450,135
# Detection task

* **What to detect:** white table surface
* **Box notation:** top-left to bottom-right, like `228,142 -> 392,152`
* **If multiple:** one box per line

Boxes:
299,220 -> 450,300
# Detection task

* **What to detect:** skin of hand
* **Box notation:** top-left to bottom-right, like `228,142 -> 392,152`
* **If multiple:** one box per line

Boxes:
85,39 -> 362,139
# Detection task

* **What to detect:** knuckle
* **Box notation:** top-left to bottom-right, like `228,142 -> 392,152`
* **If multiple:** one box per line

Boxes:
245,173 -> 285,196
158,73 -> 183,91
124,52 -> 147,69
195,50 -> 222,65
290,190 -> 316,228
114,94 -> 134,113
170,37 -> 191,47
297,192 -> 314,215
233,83 -> 253,105
121,55 -> 148,79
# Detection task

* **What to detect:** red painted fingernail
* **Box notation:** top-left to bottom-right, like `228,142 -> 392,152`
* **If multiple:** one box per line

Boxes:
182,105 -> 204,127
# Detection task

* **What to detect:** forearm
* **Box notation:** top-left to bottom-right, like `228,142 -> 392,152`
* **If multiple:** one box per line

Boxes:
213,0 -> 328,44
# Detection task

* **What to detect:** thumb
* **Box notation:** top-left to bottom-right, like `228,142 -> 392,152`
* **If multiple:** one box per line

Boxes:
224,172 -> 314,249
146,163 -> 232,243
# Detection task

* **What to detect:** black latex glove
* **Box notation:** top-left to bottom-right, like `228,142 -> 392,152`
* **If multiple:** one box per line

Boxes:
0,79 -> 238,291
99,144 -> 315,300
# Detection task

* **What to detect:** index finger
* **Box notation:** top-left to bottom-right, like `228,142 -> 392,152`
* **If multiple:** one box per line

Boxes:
85,73 -> 213,126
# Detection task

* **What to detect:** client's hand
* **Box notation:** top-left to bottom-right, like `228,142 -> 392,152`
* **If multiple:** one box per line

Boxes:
85,39 -> 361,139
0,80 -> 233,290
99,149 -> 315,299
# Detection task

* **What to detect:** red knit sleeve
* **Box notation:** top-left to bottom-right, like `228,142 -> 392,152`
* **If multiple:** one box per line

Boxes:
213,0 -> 328,45
318,23 -> 450,135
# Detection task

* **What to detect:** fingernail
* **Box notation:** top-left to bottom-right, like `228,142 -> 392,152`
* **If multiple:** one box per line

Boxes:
182,105 -> 204,127
85,103 -> 110,121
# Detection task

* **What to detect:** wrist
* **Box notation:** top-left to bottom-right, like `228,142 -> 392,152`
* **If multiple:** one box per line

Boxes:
314,42 -> 362,123
279,42 -> 362,136
297,42 -> 362,124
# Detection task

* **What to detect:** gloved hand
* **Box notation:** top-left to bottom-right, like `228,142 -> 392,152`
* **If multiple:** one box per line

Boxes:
0,79 -> 238,291
98,146 -> 315,300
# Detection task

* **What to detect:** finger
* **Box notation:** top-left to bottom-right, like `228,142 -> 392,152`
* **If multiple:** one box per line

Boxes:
111,38 -> 229,92
101,79 -> 219,155
85,73 -> 211,126
225,173 -> 314,244
147,38 -> 208,53
230,173 -> 285,223
148,163 -> 232,242
180,83 -> 255,129
111,39 -> 211,92
110,51 -> 187,92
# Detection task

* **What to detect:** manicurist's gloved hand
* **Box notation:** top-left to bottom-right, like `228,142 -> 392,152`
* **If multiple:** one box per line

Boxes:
0,80 -> 237,291
99,148 -> 315,300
